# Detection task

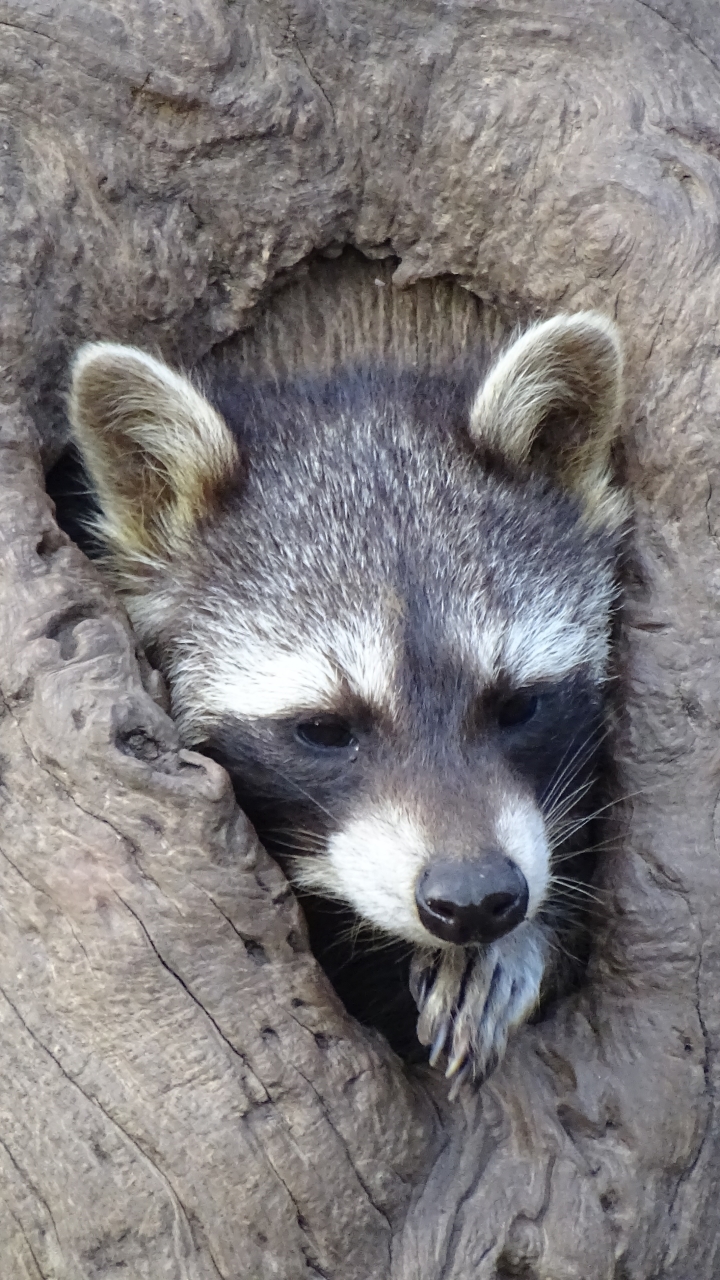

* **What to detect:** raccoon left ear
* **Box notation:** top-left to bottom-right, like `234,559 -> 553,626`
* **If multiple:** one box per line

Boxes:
469,312 -> 625,530
69,343 -> 239,558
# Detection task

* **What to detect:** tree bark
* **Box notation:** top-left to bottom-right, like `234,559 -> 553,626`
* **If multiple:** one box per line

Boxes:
2,1 -> 720,1275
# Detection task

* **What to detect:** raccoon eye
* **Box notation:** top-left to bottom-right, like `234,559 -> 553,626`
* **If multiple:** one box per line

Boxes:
496,691 -> 538,728
295,716 -> 356,751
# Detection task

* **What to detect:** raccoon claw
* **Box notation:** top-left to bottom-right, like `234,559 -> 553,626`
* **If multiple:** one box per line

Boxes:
411,924 -> 549,1093
447,1060 -> 473,1102
445,1044 -> 468,1079
429,1018 -> 452,1068
409,956 -> 438,1012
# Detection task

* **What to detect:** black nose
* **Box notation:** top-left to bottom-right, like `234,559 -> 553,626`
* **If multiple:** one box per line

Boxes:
415,853 -> 529,946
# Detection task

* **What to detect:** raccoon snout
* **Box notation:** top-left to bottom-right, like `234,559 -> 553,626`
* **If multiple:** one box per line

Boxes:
415,855 -> 529,946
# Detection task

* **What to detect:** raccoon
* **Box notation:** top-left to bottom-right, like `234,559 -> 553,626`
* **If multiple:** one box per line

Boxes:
62,308 -> 625,1091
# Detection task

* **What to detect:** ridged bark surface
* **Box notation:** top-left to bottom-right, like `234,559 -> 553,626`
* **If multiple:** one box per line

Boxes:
1,2 -> 719,1275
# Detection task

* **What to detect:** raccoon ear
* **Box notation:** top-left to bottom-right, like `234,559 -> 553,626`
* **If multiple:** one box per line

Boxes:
69,343 -> 238,556
469,312 -> 625,529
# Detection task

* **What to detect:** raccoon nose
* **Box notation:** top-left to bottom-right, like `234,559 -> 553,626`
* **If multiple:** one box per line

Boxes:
415,854 -> 529,946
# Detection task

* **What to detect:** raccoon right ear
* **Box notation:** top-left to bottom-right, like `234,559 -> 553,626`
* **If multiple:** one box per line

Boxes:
469,313 -> 625,530
69,343 -> 238,557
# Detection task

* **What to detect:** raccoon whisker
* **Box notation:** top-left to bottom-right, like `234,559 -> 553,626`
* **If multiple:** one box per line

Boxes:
542,757 -> 608,835
544,758 -> 598,808
263,835 -> 326,857
547,794 -> 631,843
549,821 -> 600,849
545,812 -> 600,849
270,865 -> 410,958
543,777 -> 598,833
546,812 -> 599,845
550,793 -> 614,831
541,756 -> 598,823
539,906 -> 584,931
550,839 -> 621,864
47,482 -> 98,500
283,850 -> 327,868
284,859 -> 352,909
263,828 -> 325,844
331,927 -> 365,959
325,923 -> 411,964
263,824 -> 316,836
538,931 -> 584,967
339,931 -> 409,958
328,915 -> 391,946
543,914 -> 594,936
541,740 -> 605,817
264,825 -> 327,844
548,882 -> 608,908
550,872 -> 610,894
548,784 -> 657,846
546,892 -> 594,912
538,737 -> 594,814
540,725 -> 610,815
537,737 -> 587,814
548,824 -> 599,855
264,834 -> 327,855
259,763 -> 336,823
274,845 -> 328,861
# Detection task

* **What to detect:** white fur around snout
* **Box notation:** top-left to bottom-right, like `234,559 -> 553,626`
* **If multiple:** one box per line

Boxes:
494,794 -> 551,918
295,807 -> 434,946
294,796 -> 551,948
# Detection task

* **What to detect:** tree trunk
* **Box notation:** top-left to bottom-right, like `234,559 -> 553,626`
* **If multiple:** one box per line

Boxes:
2,1 -> 720,1275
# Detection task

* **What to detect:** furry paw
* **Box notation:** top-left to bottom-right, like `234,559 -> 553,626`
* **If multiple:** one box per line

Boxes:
410,923 -> 549,1096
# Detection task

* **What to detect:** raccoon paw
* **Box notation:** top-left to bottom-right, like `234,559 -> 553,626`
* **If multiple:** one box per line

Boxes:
410,923 -> 549,1097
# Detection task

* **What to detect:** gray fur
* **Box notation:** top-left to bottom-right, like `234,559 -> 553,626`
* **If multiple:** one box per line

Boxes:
66,310 -> 625,1089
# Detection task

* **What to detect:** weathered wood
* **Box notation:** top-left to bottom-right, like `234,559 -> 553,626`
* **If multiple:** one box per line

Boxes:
1,1 -> 720,1275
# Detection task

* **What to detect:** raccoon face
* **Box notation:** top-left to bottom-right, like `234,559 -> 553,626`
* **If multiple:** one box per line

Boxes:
198,667 -> 605,951
67,311 -> 624,1072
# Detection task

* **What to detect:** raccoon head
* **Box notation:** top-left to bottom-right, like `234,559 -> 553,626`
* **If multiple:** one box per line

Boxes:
68,314 -> 624,965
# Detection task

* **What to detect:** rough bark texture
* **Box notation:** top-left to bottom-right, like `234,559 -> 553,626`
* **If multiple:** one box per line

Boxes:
1,1 -> 720,1276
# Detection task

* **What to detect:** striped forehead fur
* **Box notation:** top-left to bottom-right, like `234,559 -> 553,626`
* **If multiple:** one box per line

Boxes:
99,357 -> 620,744
445,564 -> 616,688
149,551 -> 614,747
167,608 -> 401,740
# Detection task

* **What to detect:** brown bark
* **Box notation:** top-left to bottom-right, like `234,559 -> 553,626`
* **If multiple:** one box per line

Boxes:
1,1 -> 720,1275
